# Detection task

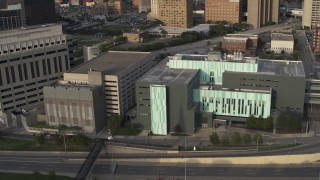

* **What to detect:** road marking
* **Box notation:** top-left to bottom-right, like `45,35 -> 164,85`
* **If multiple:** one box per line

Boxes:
127,167 -> 136,170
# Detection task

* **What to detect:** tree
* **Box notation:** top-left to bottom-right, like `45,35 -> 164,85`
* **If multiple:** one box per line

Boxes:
48,171 -> 56,180
173,124 -> 182,133
242,133 -> 252,144
276,110 -> 302,132
231,132 -> 242,145
108,115 -> 122,134
35,133 -> 45,144
221,136 -> 230,146
33,171 -> 42,180
253,133 -> 263,144
210,132 -> 220,145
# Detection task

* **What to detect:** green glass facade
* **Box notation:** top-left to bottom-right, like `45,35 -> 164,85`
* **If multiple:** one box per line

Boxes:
193,89 -> 272,118
150,85 -> 167,135
168,59 -> 258,84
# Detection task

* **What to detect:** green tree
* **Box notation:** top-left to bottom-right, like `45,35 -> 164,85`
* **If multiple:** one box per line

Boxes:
48,171 -> 56,180
277,110 -> 302,132
221,136 -> 230,146
242,133 -> 252,144
210,132 -> 220,145
231,132 -> 242,145
53,134 -> 62,145
246,115 -> 256,129
33,171 -> 42,180
35,133 -> 45,144
253,133 -> 263,144
108,115 -> 122,134
173,124 -> 182,133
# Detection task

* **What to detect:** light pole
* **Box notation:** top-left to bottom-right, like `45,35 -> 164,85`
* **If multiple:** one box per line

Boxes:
184,155 -> 186,180
63,130 -> 67,159
256,135 -> 259,151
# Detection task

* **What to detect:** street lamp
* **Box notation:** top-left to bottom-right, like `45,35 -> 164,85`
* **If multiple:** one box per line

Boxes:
256,135 -> 259,151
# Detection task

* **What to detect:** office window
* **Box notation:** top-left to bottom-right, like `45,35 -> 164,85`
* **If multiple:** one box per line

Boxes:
47,58 -> 52,74
18,65 -> 23,81
30,62 -> 35,78
42,59 -> 47,76
23,63 -> 28,80
54,57 -> 58,73
35,61 -> 40,77
5,67 -> 10,84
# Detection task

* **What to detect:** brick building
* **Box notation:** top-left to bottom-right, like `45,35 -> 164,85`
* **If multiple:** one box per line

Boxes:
222,34 -> 258,56
205,0 -> 245,24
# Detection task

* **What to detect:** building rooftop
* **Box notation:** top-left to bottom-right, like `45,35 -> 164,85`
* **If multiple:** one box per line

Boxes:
69,51 -> 151,75
258,59 -> 305,77
138,59 -> 199,84
271,33 -> 294,41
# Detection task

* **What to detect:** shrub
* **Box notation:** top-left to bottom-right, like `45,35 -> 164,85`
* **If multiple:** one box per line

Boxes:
210,132 -> 220,145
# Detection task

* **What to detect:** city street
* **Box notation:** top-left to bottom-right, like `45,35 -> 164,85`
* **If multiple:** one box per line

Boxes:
0,155 -> 319,180
296,31 -> 315,76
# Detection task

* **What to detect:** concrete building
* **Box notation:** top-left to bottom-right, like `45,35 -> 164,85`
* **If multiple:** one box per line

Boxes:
205,0 -> 245,24
83,45 -> 100,61
123,31 -> 149,43
247,0 -> 280,29
0,24 -> 71,118
271,33 -> 294,54
63,51 -> 159,117
302,0 -> 320,28
157,0 -> 193,28
43,83 -> 106,134
222,34 -> 258,56
136,52 -> 306,134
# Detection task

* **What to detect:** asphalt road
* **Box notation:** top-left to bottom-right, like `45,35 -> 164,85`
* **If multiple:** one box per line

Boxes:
0,155 -> 319,180
296,31 -> 315,77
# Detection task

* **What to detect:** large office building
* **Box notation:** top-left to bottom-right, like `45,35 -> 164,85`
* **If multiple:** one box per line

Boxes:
0,24 -> 71,118
153,0 -> 193,28
205,0 -> 245,24
302,0 -> 320,28
247,0 -> 280,29
136,52 -> 306,134
62,51 -> 159,118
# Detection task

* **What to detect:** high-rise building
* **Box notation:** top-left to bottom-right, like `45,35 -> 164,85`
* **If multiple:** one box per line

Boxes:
139,0 -> 151,13
312,23 -> 320,55
247,0 -> 280,29
107,0 -> 123,16
205,0 -> 245,24
302,0 -> 320,28
0,0 -> 56,28
24,0 -> 56,26
0,24 -> 71,118
156,0 -> 193,28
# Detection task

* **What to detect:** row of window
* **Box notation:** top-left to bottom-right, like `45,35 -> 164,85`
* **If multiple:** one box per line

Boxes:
0,36 -> 66,55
